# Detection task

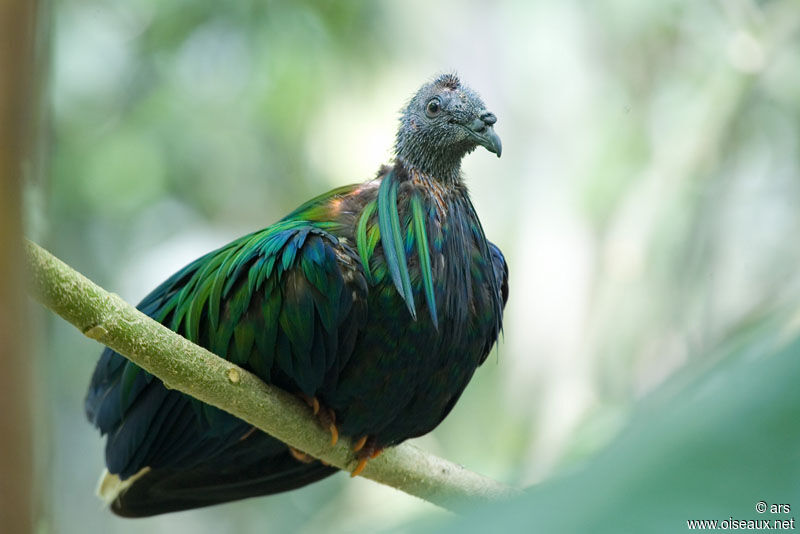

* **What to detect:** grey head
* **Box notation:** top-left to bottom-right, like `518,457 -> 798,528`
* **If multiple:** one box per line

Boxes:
394,73 -> 501,183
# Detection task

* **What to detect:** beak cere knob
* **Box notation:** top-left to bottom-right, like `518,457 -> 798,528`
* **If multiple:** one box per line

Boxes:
480,111 -> 497,126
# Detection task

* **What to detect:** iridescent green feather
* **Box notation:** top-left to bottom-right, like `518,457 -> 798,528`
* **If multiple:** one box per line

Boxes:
285,184 -> 355,222
232,322 -> 255,366
356,200 -> 377,279
377,172 -> 416,318
411,193 -> 438,329
366,225 -> 380,258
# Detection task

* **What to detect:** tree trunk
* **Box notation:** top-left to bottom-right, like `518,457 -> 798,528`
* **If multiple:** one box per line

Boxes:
0,0 -> 39,532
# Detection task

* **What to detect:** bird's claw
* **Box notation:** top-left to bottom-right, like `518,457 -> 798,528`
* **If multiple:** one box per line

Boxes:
288,447 -> 314,464
350,437 -> 382,477
238,426 -> 257,442
298,393 -> 320,416
317,406 -> 338,446
352,435 -> 368,452
297,394 -> 339,446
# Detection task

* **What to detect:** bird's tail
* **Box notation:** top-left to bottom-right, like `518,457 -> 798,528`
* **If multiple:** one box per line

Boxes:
97,451 -> 337,517
96,467 -> 151,506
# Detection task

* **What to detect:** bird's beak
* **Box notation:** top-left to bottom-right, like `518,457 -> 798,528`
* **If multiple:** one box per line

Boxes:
475,126 -> 502,157
466,112 -> 502,157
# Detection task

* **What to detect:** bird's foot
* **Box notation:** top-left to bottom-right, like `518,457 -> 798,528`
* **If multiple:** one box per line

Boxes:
298,393 -> 339,446
350,436 -> 383,477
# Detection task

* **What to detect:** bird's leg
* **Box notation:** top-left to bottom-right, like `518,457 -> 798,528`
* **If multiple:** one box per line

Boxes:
350,437 -> 383,477
297,393 -> 339,446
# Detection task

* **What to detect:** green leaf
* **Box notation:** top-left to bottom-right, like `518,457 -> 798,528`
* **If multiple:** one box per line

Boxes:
425,314 -> 800,533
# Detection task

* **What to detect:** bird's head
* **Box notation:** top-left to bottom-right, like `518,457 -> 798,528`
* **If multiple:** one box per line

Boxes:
395,74 -> 501,182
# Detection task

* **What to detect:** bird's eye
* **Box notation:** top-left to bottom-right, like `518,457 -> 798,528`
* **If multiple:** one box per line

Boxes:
426,98 -> 441,117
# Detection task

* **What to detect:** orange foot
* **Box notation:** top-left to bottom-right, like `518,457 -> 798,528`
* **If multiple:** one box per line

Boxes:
298,393 -> 339,446
350,436 -> 383,477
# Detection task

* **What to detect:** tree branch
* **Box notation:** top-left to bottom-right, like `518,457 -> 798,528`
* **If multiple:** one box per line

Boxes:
24,239 -> 520,512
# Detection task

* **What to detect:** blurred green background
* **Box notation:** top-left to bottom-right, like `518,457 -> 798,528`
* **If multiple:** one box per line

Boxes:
32,0 -> 800,532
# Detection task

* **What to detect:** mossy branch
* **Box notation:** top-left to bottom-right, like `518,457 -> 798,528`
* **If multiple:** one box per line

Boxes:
24,239 -> 520,512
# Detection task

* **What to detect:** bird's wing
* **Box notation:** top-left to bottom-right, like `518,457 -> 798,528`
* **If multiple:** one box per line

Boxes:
477,241 -> 509,364
488,241 -> 509,310
85,214 -> 368,499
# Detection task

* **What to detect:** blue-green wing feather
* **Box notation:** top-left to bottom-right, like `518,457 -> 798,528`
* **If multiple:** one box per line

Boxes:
356,200 -> 377,279
85,212 -> 369,479
377,171 -> 416,318
410,193 -> 438,329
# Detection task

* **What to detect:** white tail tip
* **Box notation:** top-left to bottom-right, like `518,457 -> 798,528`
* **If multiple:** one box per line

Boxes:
96,467 -> 151,506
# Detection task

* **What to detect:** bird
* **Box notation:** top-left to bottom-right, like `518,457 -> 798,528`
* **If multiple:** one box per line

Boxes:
85,73 -> 509,517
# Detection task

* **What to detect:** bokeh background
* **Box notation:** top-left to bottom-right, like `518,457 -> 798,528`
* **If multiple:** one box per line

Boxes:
29,0 -> 800,532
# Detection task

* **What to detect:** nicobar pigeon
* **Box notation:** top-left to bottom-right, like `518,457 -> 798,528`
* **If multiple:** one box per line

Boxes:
85,74 -> 509,517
